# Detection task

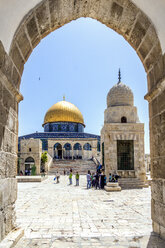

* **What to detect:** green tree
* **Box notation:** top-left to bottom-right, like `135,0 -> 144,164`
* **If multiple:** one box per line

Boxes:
41,152 -> 48,173
41,152 -> 48,165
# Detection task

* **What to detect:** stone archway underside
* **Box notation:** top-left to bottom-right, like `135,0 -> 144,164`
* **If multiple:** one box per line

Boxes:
0,0 -> 165,242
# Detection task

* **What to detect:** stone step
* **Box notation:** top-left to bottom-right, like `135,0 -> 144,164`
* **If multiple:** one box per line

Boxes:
118,178 -> 148,189
49,159 -> 96,175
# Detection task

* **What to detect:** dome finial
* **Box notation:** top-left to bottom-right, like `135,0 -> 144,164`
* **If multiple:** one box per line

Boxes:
63,95 -> 65,101
118,68 -> 121,84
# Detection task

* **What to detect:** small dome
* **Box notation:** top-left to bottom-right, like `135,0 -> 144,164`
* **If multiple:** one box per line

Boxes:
107,82 -> 134,107
43,100 -> 85,126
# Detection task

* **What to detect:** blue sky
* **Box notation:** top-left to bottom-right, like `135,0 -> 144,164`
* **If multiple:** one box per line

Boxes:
19,17 -> 149,153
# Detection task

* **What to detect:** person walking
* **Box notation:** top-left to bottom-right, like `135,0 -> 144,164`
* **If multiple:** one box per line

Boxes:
75,172 -> 79,186
56,171 -> 60,183
69,169 -> 73,185
87,170 -> 91,189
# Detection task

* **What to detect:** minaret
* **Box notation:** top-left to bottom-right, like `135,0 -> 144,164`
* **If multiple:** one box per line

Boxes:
118,68 -> 121,84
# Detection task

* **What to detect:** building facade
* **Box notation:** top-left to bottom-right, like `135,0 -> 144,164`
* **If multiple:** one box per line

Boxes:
18,99 -> 100,174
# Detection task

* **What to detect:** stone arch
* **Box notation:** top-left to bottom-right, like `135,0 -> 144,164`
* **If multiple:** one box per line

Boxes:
25,156 -> 35,163
0,0 -> 165,242
73,143 -> 82,150
73,143 -> 82,159
24,156 -> 35,175
54,142 -> 62,159
83,143 -> 92,151
8,0 -> 164,94
63,143 -> 72,159
63,143 -> 72,150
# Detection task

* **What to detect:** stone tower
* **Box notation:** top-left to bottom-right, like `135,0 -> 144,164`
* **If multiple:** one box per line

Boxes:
101,72 -> 146,181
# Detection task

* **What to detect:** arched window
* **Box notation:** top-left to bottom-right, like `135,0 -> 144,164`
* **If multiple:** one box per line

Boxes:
64,143 -> 72,150
73,143 -> 82,150
83,143 -> 92,151
121,116 -> 127,123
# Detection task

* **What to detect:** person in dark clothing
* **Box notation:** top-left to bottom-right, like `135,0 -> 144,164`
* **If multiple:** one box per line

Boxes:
100,171 -> 105,189
95,173 -> 100,189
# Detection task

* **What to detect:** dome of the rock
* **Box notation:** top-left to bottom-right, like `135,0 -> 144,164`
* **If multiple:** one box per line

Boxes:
43,100 -> 85,126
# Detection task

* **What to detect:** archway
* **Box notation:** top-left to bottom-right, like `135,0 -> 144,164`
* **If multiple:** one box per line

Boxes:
63,143 -> 72,159
0,0 -> 165,242
83,143 -> 92,160
73,143 -> 82,159
25,157 -> 35,175
54,143 -> 62,159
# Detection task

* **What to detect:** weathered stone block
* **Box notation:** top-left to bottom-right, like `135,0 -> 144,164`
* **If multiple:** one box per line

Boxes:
36,1 -> 50,38
153,59 -> 164,87
0,103 -> 8,127
152,221 -> 160,234
16,27 -> 32,61
130,21 -> 146,49
2,86 -> 14,110
151,198 -> 165,230
9,43 -> 24,75
0,41 -> 6,68
152,157 -> 165,179
138,34 -> 153,61
26,14 -> 40,48
11,66 -> 21,89
111,2 -> 123,21
145,42 -> 162,71
158,88 -> 165,114
130,12 -> 150,50
151,179 -> 163,203
119,1 -> 138,38
49,0 -> 61,29
147,69 -> 155,92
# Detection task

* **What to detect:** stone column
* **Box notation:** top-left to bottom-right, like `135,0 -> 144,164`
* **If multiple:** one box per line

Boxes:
72,148 -> 74,160
82,147 -> 84,160
146,83 -> 165,240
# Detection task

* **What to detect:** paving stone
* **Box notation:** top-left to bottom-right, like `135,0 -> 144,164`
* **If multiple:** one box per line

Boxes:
13,176 -> 165,247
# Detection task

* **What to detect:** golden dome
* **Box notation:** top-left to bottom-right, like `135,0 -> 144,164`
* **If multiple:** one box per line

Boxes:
43,100 -> 85,126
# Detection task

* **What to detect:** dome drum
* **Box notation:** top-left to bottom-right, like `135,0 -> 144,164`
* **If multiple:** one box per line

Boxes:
44,122 -> 84,133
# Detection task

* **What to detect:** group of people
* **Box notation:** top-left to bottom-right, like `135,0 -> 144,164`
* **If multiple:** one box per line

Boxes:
86,170 -> 106,189
54,169 -> 80,186
54,167 -> 120,189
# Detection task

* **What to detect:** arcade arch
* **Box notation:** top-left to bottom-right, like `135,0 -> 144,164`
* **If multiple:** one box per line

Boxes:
54,143 -> 62,159
63,143 -> 72,159
0,0 -> 165,242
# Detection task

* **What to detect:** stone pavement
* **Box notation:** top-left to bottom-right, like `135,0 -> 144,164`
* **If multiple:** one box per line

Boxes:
14,176 -> 165,247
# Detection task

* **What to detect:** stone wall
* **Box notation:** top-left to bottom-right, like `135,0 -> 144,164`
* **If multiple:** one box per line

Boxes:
0,41 -> 22,241
101,123 -> 145,181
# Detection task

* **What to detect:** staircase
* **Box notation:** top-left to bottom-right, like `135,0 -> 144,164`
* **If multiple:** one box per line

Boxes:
48,159 -> 97,175
118,178 -> 149,189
